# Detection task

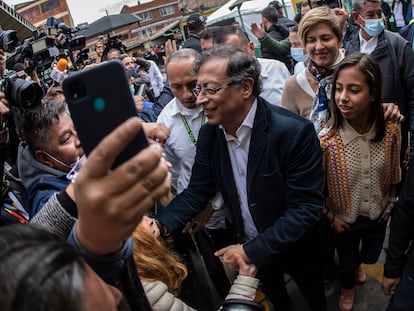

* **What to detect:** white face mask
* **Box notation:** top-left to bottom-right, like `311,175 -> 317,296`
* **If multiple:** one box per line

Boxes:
66,154 -> 87,182
42,150 -> 76,170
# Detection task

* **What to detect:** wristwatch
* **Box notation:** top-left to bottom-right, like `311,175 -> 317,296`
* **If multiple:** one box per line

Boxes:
388,197 -> 399,204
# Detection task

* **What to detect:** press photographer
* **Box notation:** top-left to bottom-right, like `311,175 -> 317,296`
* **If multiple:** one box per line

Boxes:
54,21 -> 86,69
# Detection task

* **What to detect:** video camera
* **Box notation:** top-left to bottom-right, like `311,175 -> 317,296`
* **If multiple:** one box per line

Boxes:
0,70 -> 43,111
54,20 -> 86,52
102,35 -> 126,60
7,29 -> 58,72
0,28 -> 19,53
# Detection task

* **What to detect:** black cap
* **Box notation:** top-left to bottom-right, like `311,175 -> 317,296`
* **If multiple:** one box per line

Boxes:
269,1 -> 283,9
187,13 -> 207,30
173,29 -> 181,33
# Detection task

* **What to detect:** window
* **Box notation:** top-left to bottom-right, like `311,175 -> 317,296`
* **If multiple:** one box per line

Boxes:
135,11 -> 153,21
22,7 -> 41,20
160,5 -> 175,16
41,0 -> 59,13
149,26 -> 156,35
138,26 -> 156,39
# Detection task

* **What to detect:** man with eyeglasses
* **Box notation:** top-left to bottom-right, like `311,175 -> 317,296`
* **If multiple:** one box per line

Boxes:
157,45 -> 327,311
156,48 -> 231,305
200,25 -> 291,107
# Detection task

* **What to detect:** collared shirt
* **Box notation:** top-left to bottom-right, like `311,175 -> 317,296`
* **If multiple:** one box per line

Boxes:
222,99 -> 258,240
157,97 -> 225,229
257,58 -> 291,106
359,30 -> 379,54
147,59 -> 164,98
157,97 -> 204,194
394,2 -> 406,27
319,120 -> 401,223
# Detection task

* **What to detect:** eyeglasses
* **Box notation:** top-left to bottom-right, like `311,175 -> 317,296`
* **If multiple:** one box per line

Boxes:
192,81 -> 236,97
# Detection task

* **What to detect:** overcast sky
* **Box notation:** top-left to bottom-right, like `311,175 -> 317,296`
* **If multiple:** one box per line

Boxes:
4,0 -> 150,25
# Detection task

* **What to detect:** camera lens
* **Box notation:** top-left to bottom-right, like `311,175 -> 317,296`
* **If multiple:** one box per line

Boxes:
220,299 -> 264,311
0,30 -> 19,53
10,79 -> 43,111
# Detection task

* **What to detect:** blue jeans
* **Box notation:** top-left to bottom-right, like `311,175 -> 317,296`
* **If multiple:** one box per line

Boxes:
335,216 -> 387,289
387,272 -> 414,311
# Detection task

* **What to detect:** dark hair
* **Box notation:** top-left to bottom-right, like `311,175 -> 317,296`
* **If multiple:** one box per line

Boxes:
262,6 -> 279,24
200,26 -> 220,41
118,53 -> 132,62
329,52 -> 385,142
22,101 -> 67,154
195,45 -> 262,97
352,0 -> 381,13
213,25 -> 250,47
0,224 -> 86,311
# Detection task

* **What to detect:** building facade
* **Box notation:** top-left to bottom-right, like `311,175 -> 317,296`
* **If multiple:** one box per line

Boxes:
15,0 -> 74,29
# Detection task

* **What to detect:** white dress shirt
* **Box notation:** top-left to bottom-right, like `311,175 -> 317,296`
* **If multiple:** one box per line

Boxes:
222,99 -> 258,241
257,58 -> 291,106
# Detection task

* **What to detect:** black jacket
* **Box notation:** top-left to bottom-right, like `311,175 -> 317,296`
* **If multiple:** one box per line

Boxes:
261,23 -> 292,72
183,33 -> 202,53
384,164 -> 414,279
158,97 -> 324,268
346,30 -> 414,157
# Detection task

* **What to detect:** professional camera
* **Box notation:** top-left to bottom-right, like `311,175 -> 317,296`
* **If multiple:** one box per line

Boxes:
220,299 -> 264,311
0,71 -> 43,111
102,35 -> 126,60
55,22 -> 86,51
0,28 -> 19,53
8,30 -> 58,71
76,48 -> 89,62
31,35 -> 58,68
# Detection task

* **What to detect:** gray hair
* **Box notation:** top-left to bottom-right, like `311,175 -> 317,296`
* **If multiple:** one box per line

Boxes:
195,45 -> 262,97
22,101 -> 67,154
166,48 -> 199,66
352,0 -> 380,13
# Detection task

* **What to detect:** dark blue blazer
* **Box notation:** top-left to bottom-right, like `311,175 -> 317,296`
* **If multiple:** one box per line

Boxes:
158,97 -> 324,268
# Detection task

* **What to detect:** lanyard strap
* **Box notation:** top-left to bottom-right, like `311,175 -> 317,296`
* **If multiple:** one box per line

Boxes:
180,114 -> 206,145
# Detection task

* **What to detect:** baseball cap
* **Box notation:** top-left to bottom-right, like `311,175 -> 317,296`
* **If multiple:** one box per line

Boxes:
187,13 -> 207,30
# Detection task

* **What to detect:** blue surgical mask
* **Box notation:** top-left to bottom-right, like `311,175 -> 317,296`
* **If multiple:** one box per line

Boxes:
359,16 -> 385,37
290,47 -> 308,63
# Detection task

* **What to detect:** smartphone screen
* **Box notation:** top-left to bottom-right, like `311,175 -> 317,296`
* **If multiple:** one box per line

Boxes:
62,60 -> 148,168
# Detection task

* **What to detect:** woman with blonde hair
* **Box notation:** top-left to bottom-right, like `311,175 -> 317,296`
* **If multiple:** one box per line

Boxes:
133,216 -> 260,310
281,6 -> 344,133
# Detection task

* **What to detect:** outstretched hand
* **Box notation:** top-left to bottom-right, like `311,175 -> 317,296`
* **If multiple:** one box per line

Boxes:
235,253 -> 257,278
250,23 -> 266,39
75,117 -> 171,255
163,39 -> 178,64
215,244 -> 251,270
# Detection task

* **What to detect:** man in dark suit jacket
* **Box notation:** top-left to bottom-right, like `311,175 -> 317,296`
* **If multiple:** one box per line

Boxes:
157,46 -> 326,311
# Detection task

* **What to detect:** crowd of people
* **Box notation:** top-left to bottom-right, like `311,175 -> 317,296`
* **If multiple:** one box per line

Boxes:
1,0 -> 414,310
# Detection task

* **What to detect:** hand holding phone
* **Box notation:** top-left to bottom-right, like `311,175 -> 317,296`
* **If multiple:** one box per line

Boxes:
62,60 -> 148,168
